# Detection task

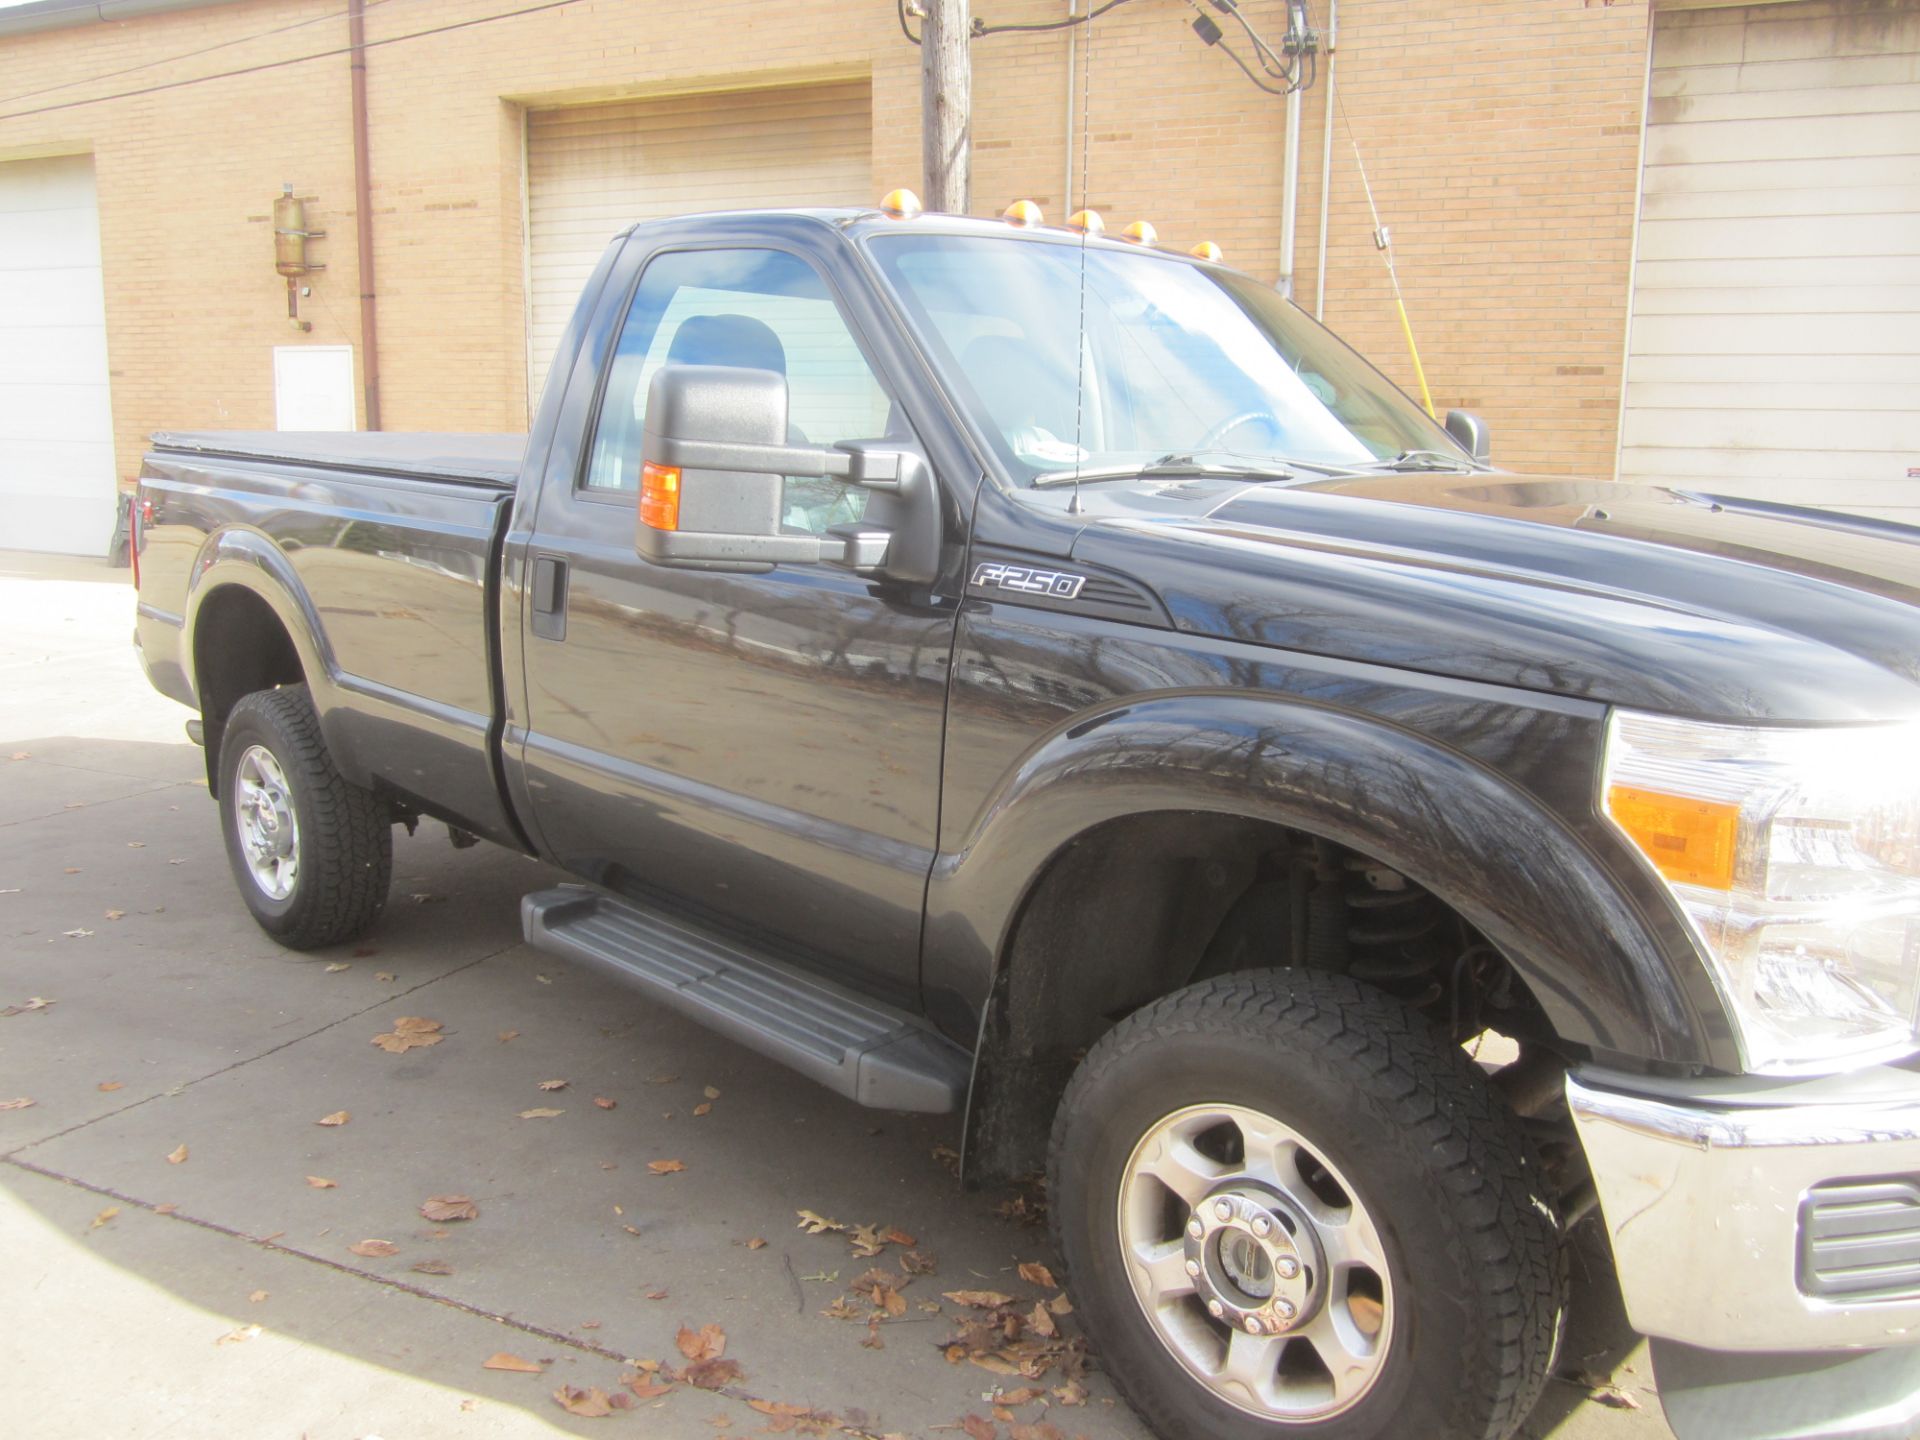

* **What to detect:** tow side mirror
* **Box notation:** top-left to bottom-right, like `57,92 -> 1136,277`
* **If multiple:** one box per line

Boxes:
1445,409 -> 1491,465
636,365 -> 936,581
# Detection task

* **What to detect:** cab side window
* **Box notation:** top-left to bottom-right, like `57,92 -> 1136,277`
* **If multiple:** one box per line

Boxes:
584,249 -> 897,534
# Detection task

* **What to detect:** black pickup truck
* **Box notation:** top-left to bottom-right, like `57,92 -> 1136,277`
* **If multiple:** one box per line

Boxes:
134,204 -> 1920,1440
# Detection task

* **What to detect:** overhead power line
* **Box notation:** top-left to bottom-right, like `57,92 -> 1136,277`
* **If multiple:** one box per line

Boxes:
0,0 -> 589,122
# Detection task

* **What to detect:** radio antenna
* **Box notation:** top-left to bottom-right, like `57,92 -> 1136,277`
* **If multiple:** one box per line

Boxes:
1068,0 -> 1095,516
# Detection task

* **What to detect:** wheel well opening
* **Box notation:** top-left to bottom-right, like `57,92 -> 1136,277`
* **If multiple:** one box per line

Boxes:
964,811 -> 1561,1186
193,586 -> 305,793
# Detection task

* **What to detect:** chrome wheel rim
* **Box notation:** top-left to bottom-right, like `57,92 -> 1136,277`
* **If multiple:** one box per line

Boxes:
1118,1103 -> 1394,1422
233,744 -> 300,901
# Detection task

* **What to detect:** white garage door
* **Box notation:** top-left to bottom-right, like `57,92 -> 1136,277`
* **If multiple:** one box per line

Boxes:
524,80 -> 873,410
1619,0 -> 1920,522
0,154 -> 116,555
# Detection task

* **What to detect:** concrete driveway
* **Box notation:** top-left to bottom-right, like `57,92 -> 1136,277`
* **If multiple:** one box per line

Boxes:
0,551 -> 1670,1439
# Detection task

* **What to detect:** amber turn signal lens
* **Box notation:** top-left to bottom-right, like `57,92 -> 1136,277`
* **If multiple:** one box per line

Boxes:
1607,784 -> 1740,890
1067,209 -> 1104,234
1190,240 -> 1223,262
880,188 -> 923,218
640,462 -> 681,532
1003,199 -> 1044,227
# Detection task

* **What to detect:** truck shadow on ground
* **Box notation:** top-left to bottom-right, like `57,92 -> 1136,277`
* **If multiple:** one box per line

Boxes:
0,736 -> 1656,1438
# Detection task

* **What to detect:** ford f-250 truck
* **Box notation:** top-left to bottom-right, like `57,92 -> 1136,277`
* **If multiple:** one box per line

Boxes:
133,201 -> 1920,1440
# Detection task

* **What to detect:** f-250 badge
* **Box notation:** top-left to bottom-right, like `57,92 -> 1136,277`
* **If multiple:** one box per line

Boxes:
969,561 -> 1087,600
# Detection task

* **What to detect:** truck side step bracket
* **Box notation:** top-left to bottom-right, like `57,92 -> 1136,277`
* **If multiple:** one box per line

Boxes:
520,886 -> 970,1114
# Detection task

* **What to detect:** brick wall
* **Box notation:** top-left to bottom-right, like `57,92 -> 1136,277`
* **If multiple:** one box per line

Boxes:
0,0 -> 1651,484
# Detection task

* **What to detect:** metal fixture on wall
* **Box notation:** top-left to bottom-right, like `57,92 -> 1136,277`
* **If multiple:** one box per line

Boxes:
349,0 -> 382,430
273,183 -> 324,332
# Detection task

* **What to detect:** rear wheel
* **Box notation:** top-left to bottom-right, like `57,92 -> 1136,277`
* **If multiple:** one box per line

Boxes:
1048,969 -> 1564,1440
218,684 -> 391,949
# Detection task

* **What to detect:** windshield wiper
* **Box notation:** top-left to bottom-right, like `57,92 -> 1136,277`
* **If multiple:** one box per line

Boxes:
1033,453 -> 1309,487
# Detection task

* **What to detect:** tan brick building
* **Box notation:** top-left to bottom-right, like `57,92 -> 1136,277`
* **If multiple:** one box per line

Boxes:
1,0 -> 1914,553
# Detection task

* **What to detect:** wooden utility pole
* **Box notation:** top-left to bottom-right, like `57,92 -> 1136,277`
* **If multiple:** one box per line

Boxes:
921,0 -> 971,213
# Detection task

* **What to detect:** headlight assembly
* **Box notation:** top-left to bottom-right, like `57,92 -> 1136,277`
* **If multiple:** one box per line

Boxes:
1603,711 -> 1920,1074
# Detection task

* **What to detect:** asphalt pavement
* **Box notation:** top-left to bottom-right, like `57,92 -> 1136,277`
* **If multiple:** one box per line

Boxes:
0,550 -> 1670,1439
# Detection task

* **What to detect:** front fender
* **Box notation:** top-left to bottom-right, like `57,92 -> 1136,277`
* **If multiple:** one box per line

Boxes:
923,690 -> 1735,1072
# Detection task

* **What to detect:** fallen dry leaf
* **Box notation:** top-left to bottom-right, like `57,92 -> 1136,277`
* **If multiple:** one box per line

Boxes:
861,1317 -> 885,1350
482,1352 -> 544,1373
248,1289 -> 269,1303
1,997 -> 55,1017
646,1073 -> 679,1085
166,1144 -> 189,1165
371,1017 -> 444,1053
62,867 -> 79,874
97,1081 -> 123,1093
412,1258 -> 454,1275
497,1029 -> 519,1043
945,1290 -> 1015,1309
647,1158 -> 686,1175
315,1110 -> 350,1127
796,1209 -> 844,1235
746,1237 -> 767,1250
537,1079 -> 568,1092
518,1107 -> 564,1120
306,1176 -> 337,1189
960,1416 -> 996,1440
702,1085 -> 721,1099
324,962 -> 350,973
90,1206 -> 119,1229
679,1357 -> 741,1390
375,971 -> 397,982
63,928 -> 93,939
0,1098 -> 35,1111
1008,1423 -> 1068,1440
1046,1292 -> 1072,1316
692,1102 -> 712,1117
626,1376 -> 674,1400
420,1195 -> 479,1222
215,1324 -> 261,1346
645,1288 -> 668,1300
593,1096 -> 616,1110
104,909 -> 126,920
750,1399 -> 811,1418
348,1238 -> 399,1258
676,1323 -> 726,1364
1053,1379 -> 1088,1405
126,841 -> 145,849
1028,1302 -> 1057,1338
8,751 -> 27,760
153,1203 -> 177,1216
1017,1262 -> 1056,1289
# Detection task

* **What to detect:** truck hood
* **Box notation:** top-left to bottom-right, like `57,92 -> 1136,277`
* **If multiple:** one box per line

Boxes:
1066,473 -> 1920,722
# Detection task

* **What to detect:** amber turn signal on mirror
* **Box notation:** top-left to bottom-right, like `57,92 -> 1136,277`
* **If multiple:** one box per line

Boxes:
640,461 -> 681,532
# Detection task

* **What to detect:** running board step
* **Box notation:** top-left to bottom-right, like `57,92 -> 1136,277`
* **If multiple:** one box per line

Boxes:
521,886 -> 970,1114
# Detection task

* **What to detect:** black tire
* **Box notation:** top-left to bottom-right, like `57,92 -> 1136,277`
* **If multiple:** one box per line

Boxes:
217,684 -> 392,950
1048,969 -> 1564,1440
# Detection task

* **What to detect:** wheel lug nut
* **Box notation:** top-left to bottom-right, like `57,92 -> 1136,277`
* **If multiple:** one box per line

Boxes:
1251,1215 -> 1272,1237
1207,1299 -> 1225,1318
1276,1299 -> 1296,1320
1184,1258 -> 1200,1277
1213,1200 -> 1233,1222
1243,1316 -> 1261,1335
1187,1218 -> 1204,1239
1275,1256 -> 1299,1279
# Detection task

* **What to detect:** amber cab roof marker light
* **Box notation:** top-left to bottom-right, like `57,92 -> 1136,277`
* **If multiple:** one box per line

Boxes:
1067,209 -> 1105,235
1121,220 -> 1157,246
1190,240 -> 1224,262
880,188 -> 923,219
1002,199 -> 1044,227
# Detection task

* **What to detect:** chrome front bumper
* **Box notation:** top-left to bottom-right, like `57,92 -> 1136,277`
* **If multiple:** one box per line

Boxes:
1568,1064 -> 1920,1353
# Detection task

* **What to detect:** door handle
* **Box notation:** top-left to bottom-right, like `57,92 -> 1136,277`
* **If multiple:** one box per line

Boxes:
530,554 -> 568,641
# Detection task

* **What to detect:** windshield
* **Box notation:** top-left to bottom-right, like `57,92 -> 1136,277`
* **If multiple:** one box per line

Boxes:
868,232 -> 1465,484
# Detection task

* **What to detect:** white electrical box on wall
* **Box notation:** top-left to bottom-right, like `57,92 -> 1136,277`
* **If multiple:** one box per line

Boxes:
273,345 -> 356,431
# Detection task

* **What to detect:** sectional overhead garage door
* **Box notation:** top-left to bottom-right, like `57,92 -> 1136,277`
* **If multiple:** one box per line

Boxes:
523,79 -> 873,409
1618,0 -> 1920,521
0,153 -> 116,555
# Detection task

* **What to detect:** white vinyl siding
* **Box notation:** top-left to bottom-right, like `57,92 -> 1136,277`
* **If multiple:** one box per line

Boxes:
0,154 -> 116,555
523,79 -> 873,410
1619,1 -> 1920,522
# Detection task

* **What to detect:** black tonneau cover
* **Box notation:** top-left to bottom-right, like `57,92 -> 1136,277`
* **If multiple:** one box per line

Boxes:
150,430 -> 526,488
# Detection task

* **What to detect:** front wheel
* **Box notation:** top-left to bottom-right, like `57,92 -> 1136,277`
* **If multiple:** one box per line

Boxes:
218,684 -> 392,950
1048,969 -> 1564,1440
